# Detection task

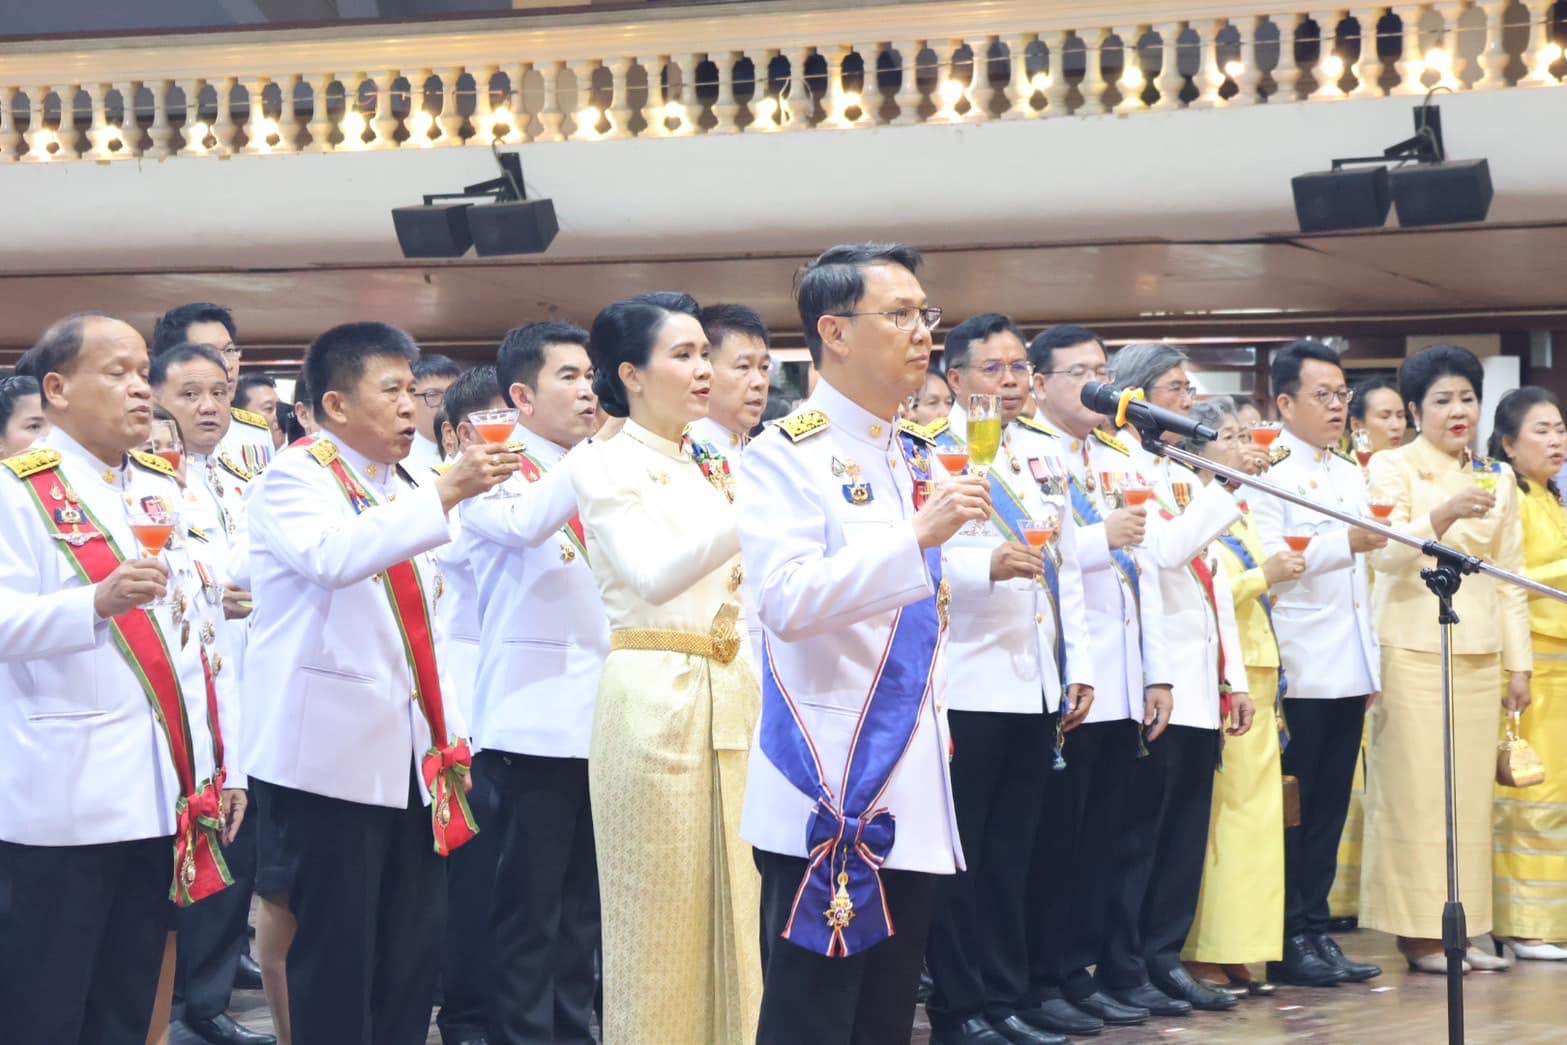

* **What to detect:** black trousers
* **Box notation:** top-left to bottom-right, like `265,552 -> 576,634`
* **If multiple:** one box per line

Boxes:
480,749 -> 600,1045
0,835 -> 172,1044
436,754 -> 503,1045
1100,725 -> 1219,988
755,847 -> 937,1045
1281,695 -> 1368,939
256,776 -> 444,1045
1022,719 -> 1137,1005
175,810 -> 257,1021
927,708 -> 1054,1028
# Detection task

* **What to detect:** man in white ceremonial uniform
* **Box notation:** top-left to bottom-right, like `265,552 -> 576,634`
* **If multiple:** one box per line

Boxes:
151,343 -> 275,1045
154,303 -> 275,476
0,314 -> 245,1044
922,315 -> 1094,1045
464,321 -> 608,1045
242,322 -> 515,1045
692,302 -> 772,663
740,243 -> 991,1045
408,354 -> 462,476
1249,340 -> 1385,986
1100,343 -> 1253,1015
1019,325 -> 1175,1032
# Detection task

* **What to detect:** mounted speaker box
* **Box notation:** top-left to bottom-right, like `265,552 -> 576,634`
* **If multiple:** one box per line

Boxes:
468,199 -> 560,257
1291,167 -> 1392,233
1390,159 -> 1493,227
391,203 -> 473,258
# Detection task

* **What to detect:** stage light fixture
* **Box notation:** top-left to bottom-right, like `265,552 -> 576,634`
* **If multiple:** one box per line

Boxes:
392,150 -> 559,260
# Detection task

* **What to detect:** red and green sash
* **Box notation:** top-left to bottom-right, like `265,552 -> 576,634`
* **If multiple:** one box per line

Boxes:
18,464 -> 232,905
317,446 -> 477,855
1158,505 -> 1234,755
512,445 -> 588,562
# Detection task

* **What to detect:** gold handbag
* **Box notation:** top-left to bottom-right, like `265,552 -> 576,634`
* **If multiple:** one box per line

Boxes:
1497,711 -> 1546,789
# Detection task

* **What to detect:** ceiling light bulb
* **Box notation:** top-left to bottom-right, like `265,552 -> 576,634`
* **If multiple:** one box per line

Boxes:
410,110 -> 434,135
188,120 -> 209,144
841,91 -> 862,110
1322,55 -> 1345,79
1121,66 -> 1145,89
664,100 -> 686,122
1224,60 -> 1245,80
940,79 -> 965,106
1030,72 -> 1052,94
1425,47 -> 1452,73
1544,43 -> 1564,64
341,111 -> 367,140
755,96 -> 778,119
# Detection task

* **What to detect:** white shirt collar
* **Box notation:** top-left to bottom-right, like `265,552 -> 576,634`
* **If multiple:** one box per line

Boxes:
807,378 -> 897,450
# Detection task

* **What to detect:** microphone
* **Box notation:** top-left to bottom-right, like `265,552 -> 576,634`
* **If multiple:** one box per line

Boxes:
1079,382 -> 1219,442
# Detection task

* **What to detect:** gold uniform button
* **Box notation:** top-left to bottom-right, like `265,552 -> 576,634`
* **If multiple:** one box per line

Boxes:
1036,613 -> 1045,624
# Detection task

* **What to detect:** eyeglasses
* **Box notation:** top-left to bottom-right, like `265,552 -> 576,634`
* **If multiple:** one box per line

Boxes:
1043,365 -> 1110,382
218,345 -> 242,359
1151,380 -> 1198,399
967,360 -> 1032,380
830,306 -> 943,332
1302,388 -> 1355,407
413,389 -> 446,406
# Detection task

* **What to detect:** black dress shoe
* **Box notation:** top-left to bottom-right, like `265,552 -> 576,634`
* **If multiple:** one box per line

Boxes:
1018,997 -> 1105,1035
1071,990 -> 1149,1025
1244,980 -> 1278,997
991,1014 -> 1071,1045
1313,934 -> 1382,982
232,953 -> 264,991
931,1016 -> 1011,1045
1109,982 -> 1191,1018
1197,977 -> 1248,999
1268,933 -> 1347,987
182,1013 -> 278,1045
1328,915 -> 1359,933
1151,967 -> 1238,1012
918,969 -> 934,1004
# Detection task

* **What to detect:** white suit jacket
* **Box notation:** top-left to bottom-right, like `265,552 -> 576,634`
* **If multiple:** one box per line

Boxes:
217,407 -> 274,474
0,428 -> 232,845
241,431 -> 461,808
738,379 -> 962,875
463,428 -> 608,760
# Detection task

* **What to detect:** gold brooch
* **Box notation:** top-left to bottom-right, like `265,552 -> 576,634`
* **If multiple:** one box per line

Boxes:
560,543 -> 577,563
825,869 -> 856,929
728,562 -> 744,592
936,578 -> 952,628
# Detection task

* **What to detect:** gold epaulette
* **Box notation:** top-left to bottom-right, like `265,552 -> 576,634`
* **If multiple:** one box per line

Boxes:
187,526 -> 210,543
1,448 -> 61,479
912,417 -> 947,441
1271,446 -> 1292,466
128,449 -> 176,477
1015,415 -> 1059,438
504,440 -> 527,454
308,440 -> 339,467
778,409 -> 830,443
218,453 -> 252,482
1091,429 -> 1131,456
431,463 -> 453,476
231,407 -> 269,430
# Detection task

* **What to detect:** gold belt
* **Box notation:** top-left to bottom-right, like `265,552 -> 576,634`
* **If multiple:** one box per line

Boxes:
611,604 -> 742,665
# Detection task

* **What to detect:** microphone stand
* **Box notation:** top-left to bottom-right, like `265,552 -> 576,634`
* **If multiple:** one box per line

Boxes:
1128,425 -> 1567,1045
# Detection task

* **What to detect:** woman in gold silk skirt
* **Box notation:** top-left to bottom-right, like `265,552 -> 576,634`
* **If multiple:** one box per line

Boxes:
1488,387 -> 1567,957
1363,345 -> 1532,972
573,292 -> 762,1042
1179,399 -> 1300,992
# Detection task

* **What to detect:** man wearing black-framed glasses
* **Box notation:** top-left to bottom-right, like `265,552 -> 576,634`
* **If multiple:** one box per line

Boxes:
408,354 -> 462,475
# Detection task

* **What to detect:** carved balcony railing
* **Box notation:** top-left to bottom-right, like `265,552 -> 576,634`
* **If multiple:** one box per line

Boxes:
0,0 -> 1562,163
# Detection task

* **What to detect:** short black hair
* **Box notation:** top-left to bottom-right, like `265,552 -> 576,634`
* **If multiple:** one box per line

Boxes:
1349,376 -> 1400,423
795,242 -> 922,366
292,369 -> 311,407
11,345 -> 44,381
149,342 -> 228,387
443,365 -> 504,438
496,321 -> 590,407
589,292 -> 702,419
1399,343 -> 1485,409
152,303 -> 236,356
234,373 -> 278,411
699,303 -> 770,355
303,322 -> 420,415
0,374 -> 42,432
30,313 -> 117,389
1271,339 -> 1343,398
1489,386 -> 1563,497
942,313 -> 1026,373
1027,324 -> 1104,373
412,353 -> 462,384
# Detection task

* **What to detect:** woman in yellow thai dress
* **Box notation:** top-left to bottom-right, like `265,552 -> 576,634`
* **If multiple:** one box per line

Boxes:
1180,398 -> 1301,994
1363,345 -> 1531,973
1488,386 -> 1567,960
571,292 -> 763,1042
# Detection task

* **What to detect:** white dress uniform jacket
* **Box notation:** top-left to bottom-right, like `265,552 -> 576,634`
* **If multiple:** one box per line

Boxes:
242,431 -> 462,808
1247,428 -> 1380,699
216,406 -> 274,475
405,433 -> 443,477
1130,430 -> 1248,730
688,415 -> 764,665
463,428 -> 608,760
433,504 -> 481,727
941,407 -> 1095,713
738,379 -> 963,875
1044,426 -> 1172,723
0,429 -> 233,846
183,449 -> 254,680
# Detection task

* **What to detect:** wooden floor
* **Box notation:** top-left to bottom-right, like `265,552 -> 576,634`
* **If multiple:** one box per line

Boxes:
175,930 -> 1567,1044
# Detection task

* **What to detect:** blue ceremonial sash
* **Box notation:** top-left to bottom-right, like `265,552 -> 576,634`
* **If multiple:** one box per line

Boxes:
1217,528 -> 1292,751
1068,477 -> 1139,605
757,429 -> 944,957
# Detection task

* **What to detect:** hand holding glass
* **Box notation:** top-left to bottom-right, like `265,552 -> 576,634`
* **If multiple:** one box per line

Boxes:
125,507 -> 176,607
468,408 -> 520,499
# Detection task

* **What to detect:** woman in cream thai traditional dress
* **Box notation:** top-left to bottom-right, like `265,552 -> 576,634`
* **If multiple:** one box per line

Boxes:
571,292 -> 762,1043
1363,345 -> 1531,973
1180,398 -> 1295,993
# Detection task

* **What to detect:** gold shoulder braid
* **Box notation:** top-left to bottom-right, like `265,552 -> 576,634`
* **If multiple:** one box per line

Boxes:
218,453 -> 253,482
2,448 -> 62,479
1016,415 -> 1059,438
911,417 -> 947,441
231,406 -> 270,430
308,440 -> 340,467
1091,429 -> 1132,456
128,449 -> 177,477
778,409 -> 830,443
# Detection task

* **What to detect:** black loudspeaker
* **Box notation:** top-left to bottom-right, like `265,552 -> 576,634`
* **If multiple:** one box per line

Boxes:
1291,167 -> 1392,233
1390,159 -> 1493,227
469,199 -> 560,257
392,203 -> 473,258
